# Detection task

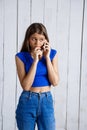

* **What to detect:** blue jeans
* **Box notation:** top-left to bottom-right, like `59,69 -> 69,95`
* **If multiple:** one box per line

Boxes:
15,90 -> 56,130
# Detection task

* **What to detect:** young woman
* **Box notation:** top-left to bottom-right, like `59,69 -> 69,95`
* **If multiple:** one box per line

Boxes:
15,23 -> 60,130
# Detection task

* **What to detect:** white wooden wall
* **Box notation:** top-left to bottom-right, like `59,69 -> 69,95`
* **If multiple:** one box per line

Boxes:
0,0 -> 87,130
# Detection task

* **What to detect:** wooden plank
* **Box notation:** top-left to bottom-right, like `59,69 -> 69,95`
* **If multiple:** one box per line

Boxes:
66,0 -> 83,130
44,0 -> 58,48
17,0 -> 31,51
0,0 -> 4,130
31,0 -> 44,23
54,0 -> 70,129
79,0 -> 87,130
2,0 -> 17,130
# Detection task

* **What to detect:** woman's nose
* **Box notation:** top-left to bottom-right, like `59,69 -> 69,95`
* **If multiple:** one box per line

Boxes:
35,40 -> 40,45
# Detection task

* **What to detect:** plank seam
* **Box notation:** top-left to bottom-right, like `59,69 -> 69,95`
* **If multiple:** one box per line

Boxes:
78,0 -> 85,130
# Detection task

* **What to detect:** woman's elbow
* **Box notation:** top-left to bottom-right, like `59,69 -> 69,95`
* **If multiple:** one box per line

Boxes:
21,81 -> 31,91
52,78 -> 60,86
52,82 -> 58,86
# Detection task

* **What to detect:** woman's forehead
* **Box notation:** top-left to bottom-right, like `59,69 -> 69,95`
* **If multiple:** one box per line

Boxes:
30,33 -> 45,39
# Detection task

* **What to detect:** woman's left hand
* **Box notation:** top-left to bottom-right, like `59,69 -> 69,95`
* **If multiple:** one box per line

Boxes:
42,40 -> 50,58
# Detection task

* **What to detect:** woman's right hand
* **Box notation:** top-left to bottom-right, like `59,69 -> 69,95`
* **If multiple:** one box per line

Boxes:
31,47 -> 43,62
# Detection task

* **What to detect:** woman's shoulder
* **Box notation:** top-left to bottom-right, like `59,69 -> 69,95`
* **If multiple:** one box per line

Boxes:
15,51 -> 28,64
50,48 -> 57,60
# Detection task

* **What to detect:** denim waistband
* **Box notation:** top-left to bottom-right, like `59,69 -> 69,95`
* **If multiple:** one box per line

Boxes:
22,90 -> 51,97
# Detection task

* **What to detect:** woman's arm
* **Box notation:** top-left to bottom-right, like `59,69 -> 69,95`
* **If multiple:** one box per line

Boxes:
15,56 -> 38,91
15,48 -> 43,90
46,53 -> 60,86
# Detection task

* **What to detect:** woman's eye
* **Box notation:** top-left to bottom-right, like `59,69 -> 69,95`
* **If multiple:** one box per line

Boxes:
39,39 -> 44,42
31,38 -> 44,42
32,38 -> 36,41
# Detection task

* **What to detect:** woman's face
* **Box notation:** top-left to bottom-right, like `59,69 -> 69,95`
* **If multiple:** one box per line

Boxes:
28,33 -> 46,50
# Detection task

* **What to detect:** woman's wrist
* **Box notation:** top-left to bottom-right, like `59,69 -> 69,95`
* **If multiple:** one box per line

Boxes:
33,58 -> 39,65
45,56 -> 50,61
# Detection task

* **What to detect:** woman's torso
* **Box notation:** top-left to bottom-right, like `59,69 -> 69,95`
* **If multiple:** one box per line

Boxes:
29,86 -> 51,93
16,49 -> 57,93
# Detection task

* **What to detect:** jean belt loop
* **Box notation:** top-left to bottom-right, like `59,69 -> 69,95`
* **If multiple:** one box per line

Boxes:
45,92 -> 48,97
39,92 -> 41,97
29,91 -> 32,99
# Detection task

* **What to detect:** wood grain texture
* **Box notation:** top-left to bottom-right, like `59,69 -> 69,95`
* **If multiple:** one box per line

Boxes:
2,0 -> 17,130
79,0 -> 87,130
44,0 -> 58,48
66,0 -> 83,130
54,0 -> 70,129
0,0 -> 4,130
31,0 -> 44,23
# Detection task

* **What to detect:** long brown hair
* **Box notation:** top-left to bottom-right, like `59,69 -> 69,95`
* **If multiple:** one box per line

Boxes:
20,23 -> 49,52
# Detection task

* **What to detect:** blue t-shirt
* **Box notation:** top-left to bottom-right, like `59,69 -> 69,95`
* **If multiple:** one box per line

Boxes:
16,49 -> 57,87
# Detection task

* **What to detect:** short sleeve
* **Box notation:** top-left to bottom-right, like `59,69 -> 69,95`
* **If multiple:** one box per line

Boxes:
50,49 -> 57,60
15,52 -> 26,64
